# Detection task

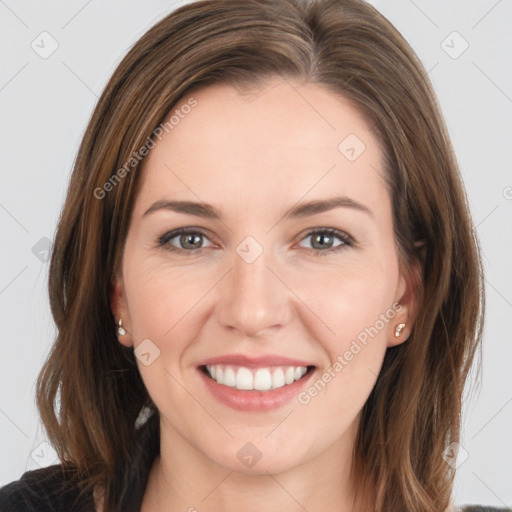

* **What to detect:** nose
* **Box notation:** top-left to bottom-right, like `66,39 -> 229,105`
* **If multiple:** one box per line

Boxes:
215,245 -> 293,338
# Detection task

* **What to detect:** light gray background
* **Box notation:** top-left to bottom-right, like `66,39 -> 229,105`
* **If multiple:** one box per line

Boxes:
0,0 -> 511,507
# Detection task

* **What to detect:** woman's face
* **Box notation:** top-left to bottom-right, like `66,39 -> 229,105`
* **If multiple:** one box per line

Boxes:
113,78 -> 414,475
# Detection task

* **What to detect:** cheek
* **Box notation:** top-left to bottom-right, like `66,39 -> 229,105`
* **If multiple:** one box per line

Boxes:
262,260 -> 400,466
292,253 -> 400,346
122,258 -> 215,415
123,255 -> 217,355
290,255 -> 400,403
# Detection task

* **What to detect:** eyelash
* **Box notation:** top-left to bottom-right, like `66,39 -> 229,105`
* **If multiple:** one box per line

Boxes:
157,227 -> 354,257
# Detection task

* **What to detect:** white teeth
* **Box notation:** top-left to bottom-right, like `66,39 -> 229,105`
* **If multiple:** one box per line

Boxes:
224,367 -> 236,387
284,367 -> 295,385
253,368 -> 272,391
271,368 -> 285,389
204,364 -> 310,391
236,367 -> 253,390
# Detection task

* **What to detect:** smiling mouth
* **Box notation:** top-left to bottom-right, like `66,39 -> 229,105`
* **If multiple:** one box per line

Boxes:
200,364 -> 316,392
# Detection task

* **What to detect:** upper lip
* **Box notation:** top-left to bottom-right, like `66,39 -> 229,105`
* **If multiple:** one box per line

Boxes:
197,354 -> 315,369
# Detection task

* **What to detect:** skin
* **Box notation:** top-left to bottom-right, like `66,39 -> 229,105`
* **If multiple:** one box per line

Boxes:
110,78 -> 419,512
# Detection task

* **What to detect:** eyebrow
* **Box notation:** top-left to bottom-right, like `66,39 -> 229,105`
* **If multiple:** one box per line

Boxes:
143,196 -> 373,220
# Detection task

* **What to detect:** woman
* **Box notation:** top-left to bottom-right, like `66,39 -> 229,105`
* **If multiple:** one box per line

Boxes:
0,0 -> 503,511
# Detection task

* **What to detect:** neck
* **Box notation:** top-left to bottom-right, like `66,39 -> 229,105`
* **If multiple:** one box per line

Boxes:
141,418 -> 370,512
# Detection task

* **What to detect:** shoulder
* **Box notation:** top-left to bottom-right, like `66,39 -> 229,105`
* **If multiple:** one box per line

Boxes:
0,464 -> 95,512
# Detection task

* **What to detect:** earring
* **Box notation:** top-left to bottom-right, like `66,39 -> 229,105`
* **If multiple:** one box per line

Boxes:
395,323 -> 406,338
117,318 -> 126,336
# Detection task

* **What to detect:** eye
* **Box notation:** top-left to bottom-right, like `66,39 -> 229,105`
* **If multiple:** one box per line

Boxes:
157,227 -> 354,256
157,228 -> 213,254
297,228 -> 353,256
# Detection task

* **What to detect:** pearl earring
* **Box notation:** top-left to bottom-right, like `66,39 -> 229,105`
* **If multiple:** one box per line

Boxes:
395,323 -> 405,338
117,319 -> 126,336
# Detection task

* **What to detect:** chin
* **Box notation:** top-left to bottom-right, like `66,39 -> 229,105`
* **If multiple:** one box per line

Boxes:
199,434 -> 316,475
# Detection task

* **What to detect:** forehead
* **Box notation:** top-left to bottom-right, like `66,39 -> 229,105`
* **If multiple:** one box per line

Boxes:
136,78 -> 388,216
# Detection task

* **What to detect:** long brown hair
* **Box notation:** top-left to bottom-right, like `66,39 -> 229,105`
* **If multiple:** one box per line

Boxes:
36,0 -> 485,510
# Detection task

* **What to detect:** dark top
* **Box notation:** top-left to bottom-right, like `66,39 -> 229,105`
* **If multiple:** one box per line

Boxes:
1,466 -> 511,512
0,464 -> 95,511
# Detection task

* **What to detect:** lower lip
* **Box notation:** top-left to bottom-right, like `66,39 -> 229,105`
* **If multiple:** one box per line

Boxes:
197,367 -> 315,412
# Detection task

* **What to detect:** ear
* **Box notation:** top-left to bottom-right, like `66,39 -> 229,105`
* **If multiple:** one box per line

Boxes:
111,273 -> 133,347
387,249 -> 423,347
